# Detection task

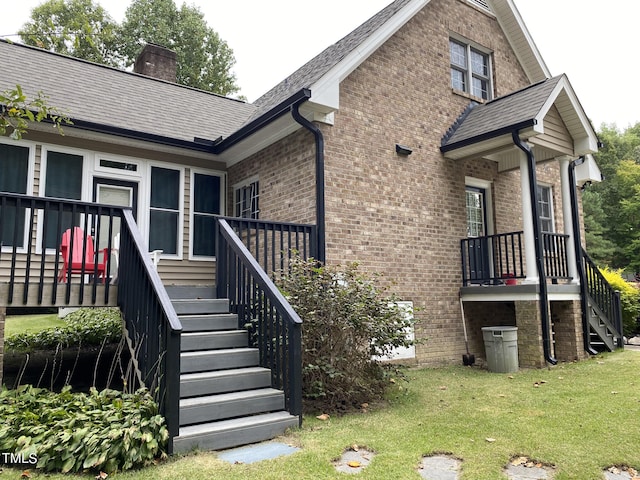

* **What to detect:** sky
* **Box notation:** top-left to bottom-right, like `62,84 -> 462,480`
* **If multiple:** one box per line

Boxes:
0,0 -> 638,129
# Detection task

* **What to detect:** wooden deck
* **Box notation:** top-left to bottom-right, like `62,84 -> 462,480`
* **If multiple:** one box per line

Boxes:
0,283 -> 118,309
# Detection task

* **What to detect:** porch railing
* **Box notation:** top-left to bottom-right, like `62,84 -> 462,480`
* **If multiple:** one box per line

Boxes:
215,217 -> 317,421
0,192 -> 119,305
0,193 -> 181,452
582,248 -> 623,346
460,231 -> 571,286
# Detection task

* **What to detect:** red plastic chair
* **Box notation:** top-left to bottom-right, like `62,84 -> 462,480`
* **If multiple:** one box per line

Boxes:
57,227 -> 108,283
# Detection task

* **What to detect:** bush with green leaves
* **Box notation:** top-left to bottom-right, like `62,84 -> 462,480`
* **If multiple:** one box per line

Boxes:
600,267 -> 640,336
0,385 -> 168,473
277,257 -> 416,412
5,308 -> 122,352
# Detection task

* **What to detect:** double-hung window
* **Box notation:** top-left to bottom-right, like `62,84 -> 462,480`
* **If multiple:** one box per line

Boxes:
536,184 -> 554,233
191,172 -> 223,258
450,38 -> 492,100
0,143 -> 30,248
149,166 -> 181,255
234,178 -> 259,219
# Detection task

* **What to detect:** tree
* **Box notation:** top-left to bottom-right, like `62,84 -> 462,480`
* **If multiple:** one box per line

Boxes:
119,0 -> 239,95
19,0 -> 121,67
585,123 -> 640,270
0,85 -> 72,140
18,0 -> 240,96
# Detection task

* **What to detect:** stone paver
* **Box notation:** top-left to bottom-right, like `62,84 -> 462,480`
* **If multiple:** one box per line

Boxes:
603,466 -> 638,480
505,464 -> 552,479
418,455 -> 462,480
333,448 -> 375,475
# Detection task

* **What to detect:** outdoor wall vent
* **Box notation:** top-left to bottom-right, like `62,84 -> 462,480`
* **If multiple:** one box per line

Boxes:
396,144 -> 413,156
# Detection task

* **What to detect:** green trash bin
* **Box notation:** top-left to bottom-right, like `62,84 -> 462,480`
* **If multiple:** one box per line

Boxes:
482,326 -> 518,373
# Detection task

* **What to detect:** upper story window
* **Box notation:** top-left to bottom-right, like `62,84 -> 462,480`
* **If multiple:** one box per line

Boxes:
234,177 -> 259,219
450,38 -> 493,100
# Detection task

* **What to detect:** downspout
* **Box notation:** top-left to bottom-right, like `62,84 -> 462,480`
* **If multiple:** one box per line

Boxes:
568,157 -> 598,355
512,130 -> 558,365
291,105 -> 326,263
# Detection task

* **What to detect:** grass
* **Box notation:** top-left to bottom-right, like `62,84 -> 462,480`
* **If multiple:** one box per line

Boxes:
4,313 -> 65,337
2,350 -> 640,479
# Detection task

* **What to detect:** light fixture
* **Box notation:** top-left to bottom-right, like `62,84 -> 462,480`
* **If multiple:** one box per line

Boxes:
395,144 -> 412,156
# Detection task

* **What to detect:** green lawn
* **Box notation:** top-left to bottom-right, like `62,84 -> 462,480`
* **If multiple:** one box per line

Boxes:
2,350 -> 640,479
4,313 -> 65,337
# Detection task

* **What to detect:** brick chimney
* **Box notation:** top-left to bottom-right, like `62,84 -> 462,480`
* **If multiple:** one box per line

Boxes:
134,43 -> 177,83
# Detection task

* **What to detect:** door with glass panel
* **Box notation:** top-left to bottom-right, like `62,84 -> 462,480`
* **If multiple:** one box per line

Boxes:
93,178 -> 138,278
466,186 -> 489,283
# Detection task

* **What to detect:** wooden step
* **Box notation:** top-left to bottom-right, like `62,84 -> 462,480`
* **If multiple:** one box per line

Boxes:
173,411 -> 299,453
165,285 -> 216,300
179,314 -> 238,332
181,367 -> 272,398
181,348 -> 259,373
179,388 -> 285,426
172,298 -> 229,315
181,330 -> 248,351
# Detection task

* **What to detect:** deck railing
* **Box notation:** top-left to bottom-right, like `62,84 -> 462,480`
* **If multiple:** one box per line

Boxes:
215,218 -> 317,420
0,192 -> 181,452
460,231 -> 571,286
582,248 -> 623,347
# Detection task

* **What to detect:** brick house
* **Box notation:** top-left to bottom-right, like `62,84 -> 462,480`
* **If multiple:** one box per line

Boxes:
0,0 -> 619,453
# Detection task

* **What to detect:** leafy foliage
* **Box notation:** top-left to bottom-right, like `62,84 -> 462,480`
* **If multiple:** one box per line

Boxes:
585,123 -> 640,270
119,0 -> 238,95
19,0 -> 121,66
277,257 -> 416,412
0,85 -> 72,140
599,267 -> 640,336
5,307 -> 122,352
0,385 -> 168,473
18,0 -> 240,95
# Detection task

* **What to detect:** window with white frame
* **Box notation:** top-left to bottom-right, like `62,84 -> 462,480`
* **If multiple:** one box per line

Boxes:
449,38 -> 492,100
536,184 -> 554,233
191,172 -> 223,257
43,150 -> 84,249
0,143 -> 30,248
149,166 -> 181,255
234,178 -> 259,219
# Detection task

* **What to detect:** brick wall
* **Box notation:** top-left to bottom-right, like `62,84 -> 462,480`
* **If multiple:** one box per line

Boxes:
227,0 -> 576,366
515,300 -> 546,368
551,300 -> 587,362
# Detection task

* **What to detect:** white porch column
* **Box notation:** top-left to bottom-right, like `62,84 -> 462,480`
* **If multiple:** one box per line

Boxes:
520,148 -> 538,284
558,156 -> 579,284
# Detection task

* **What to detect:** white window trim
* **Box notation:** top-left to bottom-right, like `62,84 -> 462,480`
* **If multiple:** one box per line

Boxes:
189,168 -> 226,261
449,35 -> 493,101
536,182 -> 555,233
0,137 -> 36,255
465,177 -> 494,236
38,145 -> 91,255
147,162 -> 184,260
233,175 -> 260,219
94,153 -> 142,179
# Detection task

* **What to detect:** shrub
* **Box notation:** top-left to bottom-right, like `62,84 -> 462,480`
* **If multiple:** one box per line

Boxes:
0,385 -> 168,473
5,308 -> 122,352
600,267 -> 640,336
277,257 -> 416,413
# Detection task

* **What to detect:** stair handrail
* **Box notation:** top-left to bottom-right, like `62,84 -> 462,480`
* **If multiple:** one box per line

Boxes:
118,209 -> 182,452
216,218 -> 303,420
581,248 -> 623,347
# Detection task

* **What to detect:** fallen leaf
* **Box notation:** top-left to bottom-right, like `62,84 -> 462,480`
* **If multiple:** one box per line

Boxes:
498,394 -> 506,398
485,438 -> 496,443
352,444 -> 359,452
361,403 -> 369,409
316,414 -> 330,421
95,473 -> 108,480
348,461 -> 361,468
389,378 -> 396,384
533,383 -> 540,388
21,472 -> 31,479
439,386 -> 448,390
508,375 -> 514,379
611,391 -> 619,394
511,457 -> 527,466
234,461 -> 244,465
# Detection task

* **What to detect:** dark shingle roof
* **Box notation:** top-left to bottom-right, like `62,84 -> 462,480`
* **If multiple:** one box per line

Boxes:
251,0 -> 412,120
441,75 -> 564,150
0,39 -> 256,145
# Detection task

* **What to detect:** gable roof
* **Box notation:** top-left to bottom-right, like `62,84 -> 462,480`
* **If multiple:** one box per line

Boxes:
440,74 -> 598,159
0,39 -> 256,149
